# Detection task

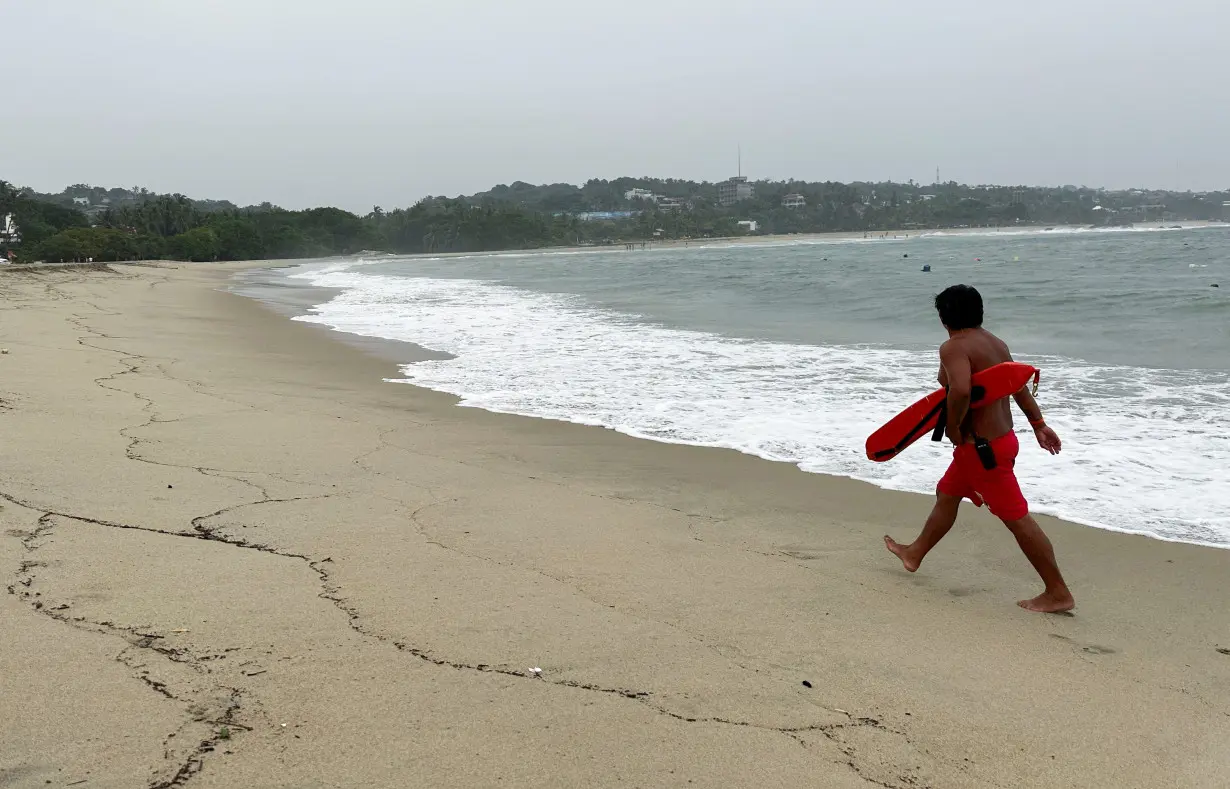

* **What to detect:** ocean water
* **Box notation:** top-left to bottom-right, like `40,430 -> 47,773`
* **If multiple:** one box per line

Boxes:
283,226 -> 1230,547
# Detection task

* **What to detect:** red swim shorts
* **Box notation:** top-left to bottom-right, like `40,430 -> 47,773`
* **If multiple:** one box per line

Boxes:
936,431 -> 1029,521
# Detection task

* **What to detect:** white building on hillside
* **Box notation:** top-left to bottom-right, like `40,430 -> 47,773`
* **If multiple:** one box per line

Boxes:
1,213 -> 18,262
737,220 -> 758,233
624,188 -> 658,202
781,193 -> 806,209
718,177 -> 754,206
1,213 -> 18,242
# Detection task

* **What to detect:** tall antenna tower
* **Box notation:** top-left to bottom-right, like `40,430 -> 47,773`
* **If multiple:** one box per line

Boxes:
936,166 -> 941,185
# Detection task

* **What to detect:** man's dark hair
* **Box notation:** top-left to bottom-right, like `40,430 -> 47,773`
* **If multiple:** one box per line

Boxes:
934,285 -> 983,330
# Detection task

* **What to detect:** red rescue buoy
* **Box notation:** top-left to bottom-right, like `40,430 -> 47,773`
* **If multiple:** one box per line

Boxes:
866,362 -> 1040,462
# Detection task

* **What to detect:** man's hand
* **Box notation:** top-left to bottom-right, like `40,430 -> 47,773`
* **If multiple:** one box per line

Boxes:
946,425 -> 965,445
1034,425 -> 1062,455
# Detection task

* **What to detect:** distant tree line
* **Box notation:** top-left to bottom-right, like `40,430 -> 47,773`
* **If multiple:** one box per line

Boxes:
473,177 -> 1230,236
3,177 -> 1227,264
2,183 -> 578,263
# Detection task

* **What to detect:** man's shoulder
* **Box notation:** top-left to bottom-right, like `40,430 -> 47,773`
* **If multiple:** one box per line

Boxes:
949,328 -> 1011,352
980,328 -> 1012,355
938,337 -> 967,360
940,333 -> 977,351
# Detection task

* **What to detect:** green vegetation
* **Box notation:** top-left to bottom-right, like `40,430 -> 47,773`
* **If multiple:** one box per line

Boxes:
1,181 -> 578,263
3,177 -> 1227,264
1,181 -> 91,258
475,177 -> 1229,236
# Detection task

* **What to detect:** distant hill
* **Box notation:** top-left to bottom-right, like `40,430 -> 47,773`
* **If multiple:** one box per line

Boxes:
30,184 -> 239,218
461,177 -> 1229,230
3,177 -> 1227,265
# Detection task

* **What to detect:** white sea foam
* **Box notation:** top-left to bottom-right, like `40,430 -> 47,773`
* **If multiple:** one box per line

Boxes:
290,266 -> 1230,548
919,225 -> 1197,239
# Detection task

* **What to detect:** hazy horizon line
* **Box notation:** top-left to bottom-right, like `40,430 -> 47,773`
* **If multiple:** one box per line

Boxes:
10,174 -> 1227,215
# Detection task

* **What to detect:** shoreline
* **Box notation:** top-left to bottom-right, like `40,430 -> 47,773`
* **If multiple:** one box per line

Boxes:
2,262 -> 1228,787
362,218 -> 1230,259
228,262 -> 454,366
10,219 -> 1224,271
247,258 -> 1228,551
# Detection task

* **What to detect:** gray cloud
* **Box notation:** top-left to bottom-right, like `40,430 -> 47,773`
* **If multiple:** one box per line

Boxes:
3,0 -> 1226,210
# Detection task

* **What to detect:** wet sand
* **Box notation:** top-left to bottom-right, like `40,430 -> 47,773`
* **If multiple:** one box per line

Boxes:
1,262 -> 1228,788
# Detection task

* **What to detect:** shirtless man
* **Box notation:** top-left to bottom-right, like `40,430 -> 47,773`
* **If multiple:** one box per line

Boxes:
884,285 -> 1075,613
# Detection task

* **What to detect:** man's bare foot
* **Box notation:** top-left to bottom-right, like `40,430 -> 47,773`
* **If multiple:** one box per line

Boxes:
1017,591 -> 1076,613
883,536 -> 920,572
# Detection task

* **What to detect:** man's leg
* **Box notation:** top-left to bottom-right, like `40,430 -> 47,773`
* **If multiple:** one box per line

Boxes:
884,493 -> 962,572
1001,515 -> 1075,613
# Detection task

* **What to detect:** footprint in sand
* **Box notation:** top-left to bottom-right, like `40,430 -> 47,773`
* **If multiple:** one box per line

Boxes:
1049,634 -> 1117,655
777,544 -> 860,560
779,548 -> 826,560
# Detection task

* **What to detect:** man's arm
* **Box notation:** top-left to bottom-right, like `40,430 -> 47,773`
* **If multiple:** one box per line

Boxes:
939,341 -> 971,444
1012,385 -> 1062,455
1011,386 -> 1044,424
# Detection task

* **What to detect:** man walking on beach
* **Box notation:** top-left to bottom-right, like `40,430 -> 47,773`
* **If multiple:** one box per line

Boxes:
884,285 -> 1075,613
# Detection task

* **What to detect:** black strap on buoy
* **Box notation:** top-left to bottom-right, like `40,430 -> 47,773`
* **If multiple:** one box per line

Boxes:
930,400 -> 948,443
929,384 -> 985,444
873,398 -> 947,460
873,385 -> 990,460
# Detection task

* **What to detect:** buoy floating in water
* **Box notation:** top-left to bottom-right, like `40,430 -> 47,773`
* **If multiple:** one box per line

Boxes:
921,265 -> 931,272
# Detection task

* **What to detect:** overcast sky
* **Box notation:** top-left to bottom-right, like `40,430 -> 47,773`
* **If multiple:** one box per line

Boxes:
3,1 -> 1227,211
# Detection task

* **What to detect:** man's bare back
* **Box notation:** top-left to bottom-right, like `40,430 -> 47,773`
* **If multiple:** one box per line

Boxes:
937,328 -> 1015,443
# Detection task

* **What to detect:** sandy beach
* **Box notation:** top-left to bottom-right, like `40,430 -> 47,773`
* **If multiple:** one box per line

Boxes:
2,262 -> 1228,789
